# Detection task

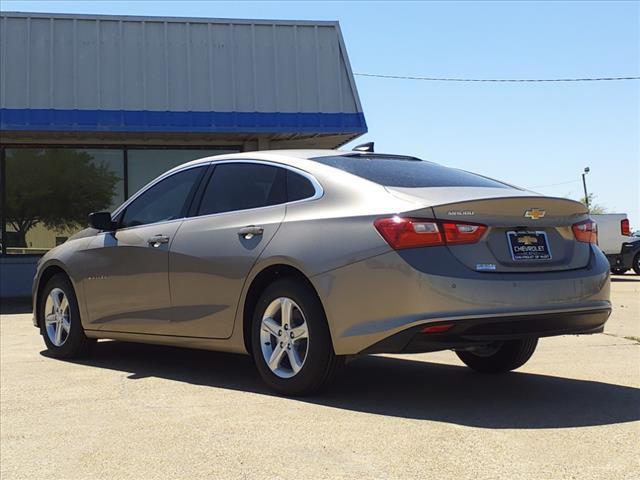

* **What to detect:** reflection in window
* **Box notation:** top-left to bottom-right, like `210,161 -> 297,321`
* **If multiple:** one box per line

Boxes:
1,147 -> 239,255
198,163 -> 286,215
127,149 -> 234,196
3,148 -> 124,254
120,167 -> 205,228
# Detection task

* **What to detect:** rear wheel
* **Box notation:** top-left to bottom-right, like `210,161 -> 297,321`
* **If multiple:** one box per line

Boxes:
611,268 -> 628,275
251,278 -> 342,396
456,338 -> 538,373
39,274 -> 95,358
633,253 -> 640,275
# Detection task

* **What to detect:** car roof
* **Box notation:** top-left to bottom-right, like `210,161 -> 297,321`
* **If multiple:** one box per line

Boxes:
162,149 -> 435,193
175,149 -> 425,170
201,149 -> 341,163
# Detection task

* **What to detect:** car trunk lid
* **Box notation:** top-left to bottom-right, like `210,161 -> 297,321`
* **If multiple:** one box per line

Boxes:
388,187 -> 591,273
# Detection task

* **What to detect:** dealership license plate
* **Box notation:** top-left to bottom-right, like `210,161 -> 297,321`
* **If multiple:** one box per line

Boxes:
506,231 -> 552,261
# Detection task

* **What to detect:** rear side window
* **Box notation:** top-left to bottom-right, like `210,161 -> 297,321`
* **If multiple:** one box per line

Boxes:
286,170 -> 316,201
198,163 -> 286,215
311,155 -> 512,189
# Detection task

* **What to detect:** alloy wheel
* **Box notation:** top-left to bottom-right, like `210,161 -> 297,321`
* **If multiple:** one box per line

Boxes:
260,297 -> 309,378
44,287 -> 71,347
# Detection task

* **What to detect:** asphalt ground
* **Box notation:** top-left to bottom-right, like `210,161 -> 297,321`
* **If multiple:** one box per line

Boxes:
1,275 -> 638,479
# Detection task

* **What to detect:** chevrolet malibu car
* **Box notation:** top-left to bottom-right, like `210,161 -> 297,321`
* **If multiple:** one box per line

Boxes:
33,149 -> 611,395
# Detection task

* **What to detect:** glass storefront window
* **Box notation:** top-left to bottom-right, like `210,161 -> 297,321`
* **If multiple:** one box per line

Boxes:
3,148 -> 124,254
127,149 -> 235,196
1,147 -> 238,255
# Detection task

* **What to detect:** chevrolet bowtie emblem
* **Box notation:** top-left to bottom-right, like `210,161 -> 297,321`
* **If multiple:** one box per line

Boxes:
517,235 -> 538,245
524,209 -> 546,220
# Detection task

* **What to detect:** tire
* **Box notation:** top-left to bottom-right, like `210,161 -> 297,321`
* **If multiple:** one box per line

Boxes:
633,253 -> 640,276
611,268 -> 628,275
38,273 -> 95,359
251,278 -> 342,396
456,338 -> 538,373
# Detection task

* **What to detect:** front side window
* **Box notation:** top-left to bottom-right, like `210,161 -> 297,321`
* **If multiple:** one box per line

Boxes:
197,163 -> 286,216
120,167 -> 204,228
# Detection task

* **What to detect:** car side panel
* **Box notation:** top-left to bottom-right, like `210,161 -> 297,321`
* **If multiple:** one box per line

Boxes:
260,175 -> 416,277
167,204 -> 286,338
79,221 -> 183,333
32,236 -> 94,328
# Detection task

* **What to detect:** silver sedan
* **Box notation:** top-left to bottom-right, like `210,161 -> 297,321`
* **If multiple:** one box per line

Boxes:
33,148 -> 611,395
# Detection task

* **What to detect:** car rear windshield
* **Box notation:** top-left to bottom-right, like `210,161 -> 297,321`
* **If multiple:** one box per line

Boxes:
311,154 -> 513,189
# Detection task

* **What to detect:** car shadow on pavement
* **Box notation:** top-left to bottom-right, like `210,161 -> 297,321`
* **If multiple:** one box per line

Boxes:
0,300 -> 32,315
46,340 -> 640,430
611,276 -> 639,282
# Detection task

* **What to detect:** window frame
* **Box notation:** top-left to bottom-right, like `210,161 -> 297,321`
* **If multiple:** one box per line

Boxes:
187,159 -> 324,219
0,144 -> 239,256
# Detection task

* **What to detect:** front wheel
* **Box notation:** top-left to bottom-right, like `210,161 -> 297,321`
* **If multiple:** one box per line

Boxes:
251,278 -> 342,396
456,338 -> 538,373
39,273 -> 95,358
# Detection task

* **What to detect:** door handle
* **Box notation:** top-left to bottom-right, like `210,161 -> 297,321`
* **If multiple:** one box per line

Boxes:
238,225 -> 264,240
147,234 -> 170,247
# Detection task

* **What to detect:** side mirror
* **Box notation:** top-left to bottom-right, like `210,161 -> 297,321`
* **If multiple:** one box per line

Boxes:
89,211 -> 115,231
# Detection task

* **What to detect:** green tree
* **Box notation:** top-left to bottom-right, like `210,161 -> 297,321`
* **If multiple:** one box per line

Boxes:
4,149 -> 119,248
579,193 -> 608,214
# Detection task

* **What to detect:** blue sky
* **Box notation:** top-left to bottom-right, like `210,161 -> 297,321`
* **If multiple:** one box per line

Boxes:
4,1 -> 639,226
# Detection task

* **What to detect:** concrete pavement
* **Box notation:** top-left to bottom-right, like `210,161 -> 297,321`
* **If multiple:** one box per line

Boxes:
1,276 -> 638,479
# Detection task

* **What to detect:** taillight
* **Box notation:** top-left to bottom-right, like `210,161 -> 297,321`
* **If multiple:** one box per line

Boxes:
572,219 -> 598,244
374,217 -> 486,250
441,221 -> 487,244
374,217 -> 443,249
621,218 -> 630,236
421,323 -> 454,334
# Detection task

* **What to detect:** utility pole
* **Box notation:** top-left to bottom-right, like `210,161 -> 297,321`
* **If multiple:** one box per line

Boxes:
582,167 -> 590,210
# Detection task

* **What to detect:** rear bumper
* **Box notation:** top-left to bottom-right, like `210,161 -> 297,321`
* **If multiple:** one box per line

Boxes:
361,307 -> 611,354
312,245 -> 611,355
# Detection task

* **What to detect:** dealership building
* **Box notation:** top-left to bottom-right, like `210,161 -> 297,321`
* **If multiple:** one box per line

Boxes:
0,11 -> 367,298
